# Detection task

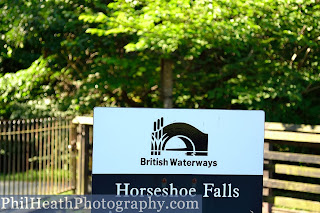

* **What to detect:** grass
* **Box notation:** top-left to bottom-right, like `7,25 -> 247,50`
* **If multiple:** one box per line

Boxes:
58,190 -> 74,195
0,169 -> 72,182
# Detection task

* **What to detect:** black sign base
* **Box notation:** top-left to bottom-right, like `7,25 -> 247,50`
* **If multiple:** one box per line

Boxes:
92,174 -> 262,213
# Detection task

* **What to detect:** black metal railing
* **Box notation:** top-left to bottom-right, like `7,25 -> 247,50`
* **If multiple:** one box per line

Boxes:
0,118 -> 75,195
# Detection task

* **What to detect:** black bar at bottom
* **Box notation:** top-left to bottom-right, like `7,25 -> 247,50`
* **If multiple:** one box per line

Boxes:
92,174 -> 262,213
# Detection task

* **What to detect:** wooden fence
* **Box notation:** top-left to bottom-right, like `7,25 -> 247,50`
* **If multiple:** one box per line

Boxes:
72,116 -> 93,195
263,123 -> 320,213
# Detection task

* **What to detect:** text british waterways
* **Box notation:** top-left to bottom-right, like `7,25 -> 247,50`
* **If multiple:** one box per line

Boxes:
141,158 -> 217,168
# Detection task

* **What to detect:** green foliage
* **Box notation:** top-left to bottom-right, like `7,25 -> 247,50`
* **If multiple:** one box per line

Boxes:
0,0 -> 161,119
82,0 -> 258,57
0,0 -> 319,124
82,0 -> 320,124
0,57 -> 59,118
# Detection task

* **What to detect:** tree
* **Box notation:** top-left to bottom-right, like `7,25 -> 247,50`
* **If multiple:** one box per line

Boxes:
0,0 -> 319,124
82,0 -> 320,123
0,0 -> 162,119
81,0 -> 256,107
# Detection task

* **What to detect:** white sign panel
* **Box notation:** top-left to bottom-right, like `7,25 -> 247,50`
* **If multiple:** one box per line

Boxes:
93,108 -> 264,175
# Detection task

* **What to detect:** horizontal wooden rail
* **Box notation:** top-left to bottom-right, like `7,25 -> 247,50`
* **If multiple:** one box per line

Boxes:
265,122 -> 320,133
265,130 -> 320,144
274,164 -> 320,178
72,116 -> 93,125
264,151 -> 320,164
73,116 -> 320,136
263,178 -> 320,194
268,196 -> 320,212
271,207 -> 316,213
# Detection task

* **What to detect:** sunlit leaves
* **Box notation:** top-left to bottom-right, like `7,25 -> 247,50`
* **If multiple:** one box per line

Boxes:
0,0 -> 319,124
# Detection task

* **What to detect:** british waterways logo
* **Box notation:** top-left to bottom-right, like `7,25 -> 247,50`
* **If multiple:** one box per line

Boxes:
151,117 -> 208,156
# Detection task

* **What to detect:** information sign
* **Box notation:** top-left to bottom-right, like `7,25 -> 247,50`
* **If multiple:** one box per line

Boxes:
92,108 -> 265,212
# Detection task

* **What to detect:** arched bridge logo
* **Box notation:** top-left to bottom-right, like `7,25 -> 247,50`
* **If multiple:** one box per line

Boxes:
151,117 -> 208,156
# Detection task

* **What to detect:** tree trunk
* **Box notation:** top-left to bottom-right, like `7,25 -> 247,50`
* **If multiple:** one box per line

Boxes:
161,58 -> 173,108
